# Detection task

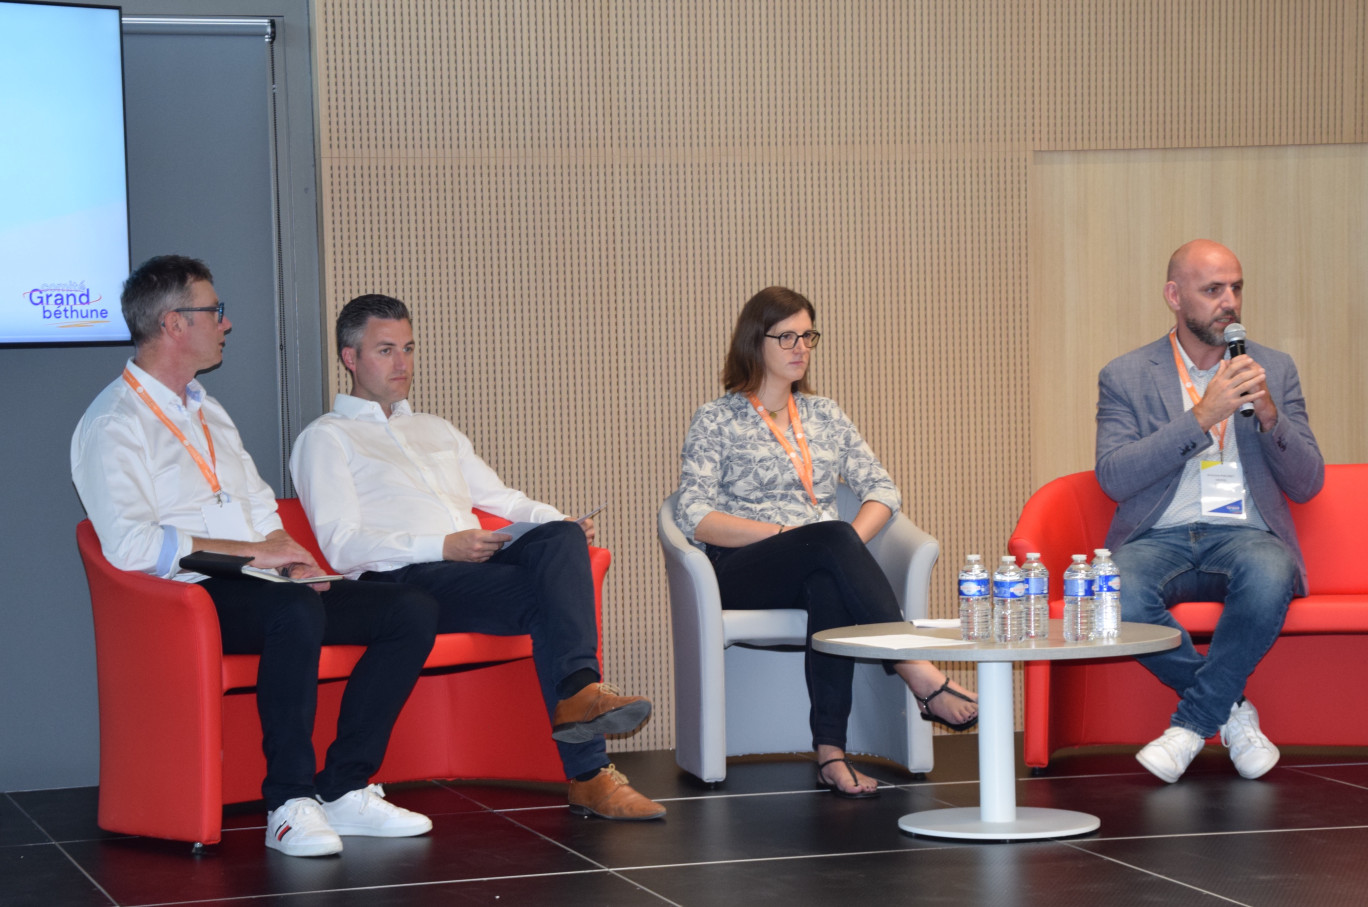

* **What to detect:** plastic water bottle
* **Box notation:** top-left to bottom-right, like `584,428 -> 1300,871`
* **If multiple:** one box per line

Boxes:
958,554 -> 991,641
1062,554 -> 1095,642
992,555 -> 1026,642
1022,552 -> 1050,639
1092,548 -> 1121,639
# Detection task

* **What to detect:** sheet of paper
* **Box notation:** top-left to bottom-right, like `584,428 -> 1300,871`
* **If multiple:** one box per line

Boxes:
824,633 -> 971,649
912,618 -> 962,629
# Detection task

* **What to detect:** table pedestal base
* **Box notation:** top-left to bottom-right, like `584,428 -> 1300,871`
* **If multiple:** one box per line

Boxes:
899,660 -> 1100,842
899,806 -> 1099,841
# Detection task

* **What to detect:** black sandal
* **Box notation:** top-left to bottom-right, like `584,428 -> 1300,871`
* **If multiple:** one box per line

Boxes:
815,757 -> 880,799
915,679 -> 979,731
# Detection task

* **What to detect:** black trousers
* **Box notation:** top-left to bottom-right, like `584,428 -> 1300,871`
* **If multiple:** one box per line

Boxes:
364,520 -> 608,779
202,577 -> 437,809
707,521 -> 903,750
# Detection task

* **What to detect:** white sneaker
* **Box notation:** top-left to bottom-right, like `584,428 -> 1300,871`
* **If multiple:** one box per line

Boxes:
1220,699 -> 1280,780
319,783 -> 433,837
1136,726 -> 1205,783
266,797 -> 343,857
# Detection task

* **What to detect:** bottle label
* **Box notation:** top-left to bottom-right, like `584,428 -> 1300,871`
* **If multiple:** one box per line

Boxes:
1063,576 -> 1094,597
1026,576 -> 1047,596
992,579 -> 1024,599
1095,572 -> 1120,594
959,577 -> 989,597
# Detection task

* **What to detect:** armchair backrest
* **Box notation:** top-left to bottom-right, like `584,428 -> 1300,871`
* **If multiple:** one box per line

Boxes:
1007,471 -> 1115,601
1289,463 -> 1364,595
1009,465 -> 1365,599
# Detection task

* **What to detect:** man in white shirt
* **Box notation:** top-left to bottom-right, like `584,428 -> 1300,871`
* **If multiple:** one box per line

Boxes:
289,294 -> 663,821
72,256 -> 439,857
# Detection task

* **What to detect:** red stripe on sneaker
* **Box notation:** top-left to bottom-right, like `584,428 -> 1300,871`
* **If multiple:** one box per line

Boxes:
275,824 -> 291,841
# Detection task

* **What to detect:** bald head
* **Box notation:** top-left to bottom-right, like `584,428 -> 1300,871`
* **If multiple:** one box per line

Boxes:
1167,240 -> 1239,283
1163,239 -> 1244,359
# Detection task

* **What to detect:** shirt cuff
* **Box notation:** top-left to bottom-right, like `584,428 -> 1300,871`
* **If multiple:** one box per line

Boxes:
414,534 -> 446,564
156,525 -> 188,577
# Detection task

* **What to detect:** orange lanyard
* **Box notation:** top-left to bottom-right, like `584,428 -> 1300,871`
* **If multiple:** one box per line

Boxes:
1168,331 -> 1228,454
748,394 -> 818,506
122,368 -> 223,501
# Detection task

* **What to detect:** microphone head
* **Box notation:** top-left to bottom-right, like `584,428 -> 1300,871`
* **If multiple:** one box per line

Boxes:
1223,322 -> 1247,343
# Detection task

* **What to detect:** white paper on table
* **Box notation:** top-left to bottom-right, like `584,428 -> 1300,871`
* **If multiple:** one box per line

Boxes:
912,619 -> 961,629
824,633 -> 971,649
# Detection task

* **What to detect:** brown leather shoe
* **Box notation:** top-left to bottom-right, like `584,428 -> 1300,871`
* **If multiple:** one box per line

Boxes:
551,682 -> 652,743
567,764 -> 666,820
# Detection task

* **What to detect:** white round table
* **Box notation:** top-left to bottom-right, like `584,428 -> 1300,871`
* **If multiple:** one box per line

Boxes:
811,620 -> 1180,841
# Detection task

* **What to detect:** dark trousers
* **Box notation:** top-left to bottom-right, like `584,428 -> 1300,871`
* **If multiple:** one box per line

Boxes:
364,520 -> 607,779
203,577 -> 438,809
707,521 -> 903,750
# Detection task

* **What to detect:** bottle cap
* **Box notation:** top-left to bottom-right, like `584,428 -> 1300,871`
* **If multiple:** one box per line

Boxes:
1001,555 -> 1016,564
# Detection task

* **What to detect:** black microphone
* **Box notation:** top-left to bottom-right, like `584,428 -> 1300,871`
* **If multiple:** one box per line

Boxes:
1223,322 -> 1254,417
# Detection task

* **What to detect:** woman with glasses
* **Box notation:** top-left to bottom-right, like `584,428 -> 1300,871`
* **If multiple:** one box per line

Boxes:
675,286 -> 976,798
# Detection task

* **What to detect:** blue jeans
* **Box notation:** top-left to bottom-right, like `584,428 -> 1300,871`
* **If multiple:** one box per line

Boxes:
1113,524 -> 1297,737
365,521 -> 608,779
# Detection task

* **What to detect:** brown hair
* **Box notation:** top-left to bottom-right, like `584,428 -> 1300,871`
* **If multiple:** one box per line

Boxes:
721,286 -> 817,395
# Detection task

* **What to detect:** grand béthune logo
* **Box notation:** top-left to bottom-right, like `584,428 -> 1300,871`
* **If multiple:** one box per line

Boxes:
26,281 -> 112,327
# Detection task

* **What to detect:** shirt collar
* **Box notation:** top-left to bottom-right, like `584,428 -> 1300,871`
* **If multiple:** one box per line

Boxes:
1168,329 -> 1224,378
333,393 -> 412,422
125,359 -> 206,413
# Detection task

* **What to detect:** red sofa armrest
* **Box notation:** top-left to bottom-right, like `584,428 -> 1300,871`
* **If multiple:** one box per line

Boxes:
77,520 -> 227,845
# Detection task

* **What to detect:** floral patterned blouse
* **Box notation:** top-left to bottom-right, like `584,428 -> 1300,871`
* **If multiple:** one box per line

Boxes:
675,392 -> 901,545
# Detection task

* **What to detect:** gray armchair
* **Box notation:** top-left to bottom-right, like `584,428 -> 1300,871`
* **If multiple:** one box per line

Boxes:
658,484 -> 939,783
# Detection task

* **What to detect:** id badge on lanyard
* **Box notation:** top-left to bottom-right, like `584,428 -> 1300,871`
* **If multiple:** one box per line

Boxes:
1200,460 -> 1247,519
202,496 -> 254,539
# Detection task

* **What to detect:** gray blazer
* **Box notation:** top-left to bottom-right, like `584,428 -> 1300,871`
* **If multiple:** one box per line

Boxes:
1095,334 -> 1324,594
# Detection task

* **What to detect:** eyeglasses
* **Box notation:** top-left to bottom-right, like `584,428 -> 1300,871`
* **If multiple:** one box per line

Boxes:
764,330 -> 821,350
173,302 -> 226,323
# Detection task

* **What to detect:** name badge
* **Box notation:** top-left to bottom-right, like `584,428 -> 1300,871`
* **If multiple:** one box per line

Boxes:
1200,460 -> 1247,520
201,495 -> 253,540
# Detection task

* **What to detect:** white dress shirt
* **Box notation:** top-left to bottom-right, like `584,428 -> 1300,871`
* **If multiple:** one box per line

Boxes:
70,360 -> 283,581
289,394 -> 566,578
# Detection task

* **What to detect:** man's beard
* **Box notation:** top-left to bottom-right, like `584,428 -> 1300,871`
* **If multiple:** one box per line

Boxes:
1185,315 -> 1228,349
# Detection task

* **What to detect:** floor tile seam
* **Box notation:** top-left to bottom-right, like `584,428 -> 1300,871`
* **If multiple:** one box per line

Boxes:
3,791 -> 61,847
482,803 -> 743,902
49,839 -> 120,906
609,845 -> 967,874
125,869 -> 626,907
1057,842 -> 1252,906
1285,766 -> 1368,791
1073,823 -> 1368,844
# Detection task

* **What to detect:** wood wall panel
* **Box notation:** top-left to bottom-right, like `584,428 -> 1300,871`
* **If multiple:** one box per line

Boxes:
313,0 -> 1365,752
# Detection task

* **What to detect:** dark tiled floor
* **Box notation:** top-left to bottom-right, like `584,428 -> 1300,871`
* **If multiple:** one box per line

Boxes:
4,737 -> 1368,906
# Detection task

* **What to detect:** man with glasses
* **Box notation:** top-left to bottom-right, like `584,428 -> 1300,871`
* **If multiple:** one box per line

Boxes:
289,293 -> 664,822
72,256 -> 440,857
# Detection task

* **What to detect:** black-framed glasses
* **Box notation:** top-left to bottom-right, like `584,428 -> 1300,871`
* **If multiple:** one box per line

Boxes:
173,302 -> 225,323
764,330 -> 821,350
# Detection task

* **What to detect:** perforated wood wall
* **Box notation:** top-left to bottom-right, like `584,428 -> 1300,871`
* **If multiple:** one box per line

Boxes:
312,1 -> 1367,750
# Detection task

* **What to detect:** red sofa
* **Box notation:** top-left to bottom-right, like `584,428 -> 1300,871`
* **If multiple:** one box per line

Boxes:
77,499 -> 608,846
1008,464 -> 1368,770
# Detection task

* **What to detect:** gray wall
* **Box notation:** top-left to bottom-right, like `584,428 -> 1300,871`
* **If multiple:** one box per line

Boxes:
0,0 -> 322,792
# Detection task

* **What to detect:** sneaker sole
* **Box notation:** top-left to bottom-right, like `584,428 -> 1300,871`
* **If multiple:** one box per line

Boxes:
266,837 -> 343,857
327,820 -> 432,837
1135,750 -> 1185,784
1233,753 -> 1279,780
551,700 -> 652,744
